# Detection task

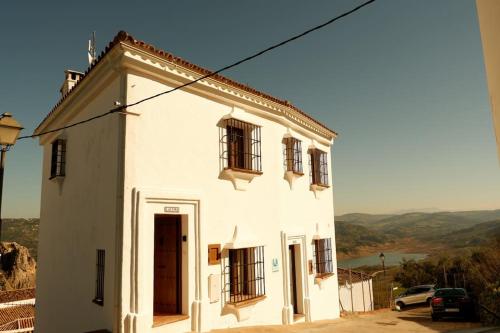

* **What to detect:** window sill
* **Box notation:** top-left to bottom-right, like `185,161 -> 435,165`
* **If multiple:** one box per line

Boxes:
222,295 -> 267,322
224,167 -> 263,175
49,175 -> 65,180
220,168 -> 263,191
286,170 -> 304,176
315,272 -> 334,280
314,272 -> 335,288
227,295 -> 267,309
310,183 -> 330,198
284,170 -> 303,189
92,298 -> 104,306
311,183 -> 330,189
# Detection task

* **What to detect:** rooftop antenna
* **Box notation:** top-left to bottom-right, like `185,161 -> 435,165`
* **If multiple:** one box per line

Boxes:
88,31 -> 96,65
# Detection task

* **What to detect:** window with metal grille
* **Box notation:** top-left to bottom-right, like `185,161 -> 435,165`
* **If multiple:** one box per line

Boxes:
313,238 -> 333,276
93,249 -> 105,306
309,149 -> 328,186
50,139 -> 66,179
283,137 -> 303,173
224,246 -> 265,304
219,118 -> 262,172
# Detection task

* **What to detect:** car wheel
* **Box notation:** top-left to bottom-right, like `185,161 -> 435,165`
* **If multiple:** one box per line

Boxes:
396,301 -> 405,310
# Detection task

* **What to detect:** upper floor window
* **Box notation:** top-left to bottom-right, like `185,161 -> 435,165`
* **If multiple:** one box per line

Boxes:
309,149 -> 328,186
314,238 -> 333,276
224,246 -> 265,304
283,137 -> 303,174
50,139 -> 66,179
220,118 -> 262,173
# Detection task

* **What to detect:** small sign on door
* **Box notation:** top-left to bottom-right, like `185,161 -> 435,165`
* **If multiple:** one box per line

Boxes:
164,206 -> 179,213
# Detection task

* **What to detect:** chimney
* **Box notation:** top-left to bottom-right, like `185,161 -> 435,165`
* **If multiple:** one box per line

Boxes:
60,70 -> 84,96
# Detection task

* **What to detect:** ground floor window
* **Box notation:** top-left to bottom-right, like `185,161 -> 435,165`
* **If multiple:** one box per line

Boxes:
224,246 -> 265,304
314,238 -> 333,276
93,249 -> 105,305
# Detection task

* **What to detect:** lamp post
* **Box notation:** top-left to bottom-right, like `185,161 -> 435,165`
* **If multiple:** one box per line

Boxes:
379,252 -> 386,276
0,113 -> 23,248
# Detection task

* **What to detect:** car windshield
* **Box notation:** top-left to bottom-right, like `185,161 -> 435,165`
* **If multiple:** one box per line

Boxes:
434,289 -> 466,297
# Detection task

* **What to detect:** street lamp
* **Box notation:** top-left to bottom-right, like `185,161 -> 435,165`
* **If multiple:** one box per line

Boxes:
379,252 -> 386,276
0,113 -> 23,246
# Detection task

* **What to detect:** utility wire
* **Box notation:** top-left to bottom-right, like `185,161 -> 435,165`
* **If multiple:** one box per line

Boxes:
19,0 -> 376,140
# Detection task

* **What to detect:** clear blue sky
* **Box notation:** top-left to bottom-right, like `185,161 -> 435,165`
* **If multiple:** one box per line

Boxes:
1,0 -> 499,217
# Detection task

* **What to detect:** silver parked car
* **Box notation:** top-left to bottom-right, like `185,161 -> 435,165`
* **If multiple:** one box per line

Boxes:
395,284 -> 435,309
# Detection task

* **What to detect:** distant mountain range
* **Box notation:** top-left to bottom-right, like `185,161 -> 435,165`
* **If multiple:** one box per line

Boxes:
335,209 -> 500,255
2,210 -> 500,261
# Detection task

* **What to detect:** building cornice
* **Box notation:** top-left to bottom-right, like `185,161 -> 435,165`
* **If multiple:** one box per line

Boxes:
35,31 -> 337,142
119,43 -> 335,143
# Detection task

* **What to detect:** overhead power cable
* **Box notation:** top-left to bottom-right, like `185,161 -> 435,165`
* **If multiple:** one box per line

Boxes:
18,0 -> 376,140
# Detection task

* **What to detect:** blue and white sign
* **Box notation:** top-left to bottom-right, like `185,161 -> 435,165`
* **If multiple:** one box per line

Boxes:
272,258 -> 279,272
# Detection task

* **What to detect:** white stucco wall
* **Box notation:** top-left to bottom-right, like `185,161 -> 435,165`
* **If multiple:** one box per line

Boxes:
35,73 -> 122,333
119,66 -> 340,332
36,42 -> 339,333
338,280 -> 373,313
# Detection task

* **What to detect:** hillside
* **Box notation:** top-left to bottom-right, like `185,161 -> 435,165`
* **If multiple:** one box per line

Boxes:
333,213 -> 392,225
434,219 -> 500,248
1,219 -> 39,259
335,221 -> 390,254
335,209 -> 500,256
337,209 -> 500,240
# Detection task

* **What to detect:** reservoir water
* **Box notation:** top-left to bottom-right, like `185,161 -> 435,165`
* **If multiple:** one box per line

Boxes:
337,252 -> 427,268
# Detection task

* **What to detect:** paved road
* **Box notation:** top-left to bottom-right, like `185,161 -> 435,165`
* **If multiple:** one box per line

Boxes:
212,306 -> 491,333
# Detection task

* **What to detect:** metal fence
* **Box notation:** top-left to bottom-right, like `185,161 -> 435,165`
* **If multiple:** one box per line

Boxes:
371,273 -> 394,310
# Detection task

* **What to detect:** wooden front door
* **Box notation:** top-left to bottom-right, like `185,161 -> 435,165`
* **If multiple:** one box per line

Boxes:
154,215 -> 181,315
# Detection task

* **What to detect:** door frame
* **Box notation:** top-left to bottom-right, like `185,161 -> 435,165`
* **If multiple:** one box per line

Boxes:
125,188 -> 204,333
280,232 -> 311,324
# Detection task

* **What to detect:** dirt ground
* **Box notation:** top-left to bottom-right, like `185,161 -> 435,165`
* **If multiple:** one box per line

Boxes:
211,306 -> 490,333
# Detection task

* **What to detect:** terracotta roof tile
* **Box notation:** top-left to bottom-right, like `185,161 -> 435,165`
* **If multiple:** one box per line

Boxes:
35,31 -> 337,137
0,289 -> 35,304
0,316 -> 34,331
0,305 -> 34,326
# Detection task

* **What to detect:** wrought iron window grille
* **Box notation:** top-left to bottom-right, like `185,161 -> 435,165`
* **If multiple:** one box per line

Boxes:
219,118 -> 262,173
93,249 -> 105,306
283,137 -> 303,174
313,238 -> 333,276
308,148 -> 329,186
224,246 -> 266,304
50,139 -> 66,179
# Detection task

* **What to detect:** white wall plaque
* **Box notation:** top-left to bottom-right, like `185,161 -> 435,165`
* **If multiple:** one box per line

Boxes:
164,206 -> 179,213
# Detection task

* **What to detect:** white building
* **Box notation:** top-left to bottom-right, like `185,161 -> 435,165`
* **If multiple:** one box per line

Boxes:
34,31 -> 340,333
337,268 -> 373,313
